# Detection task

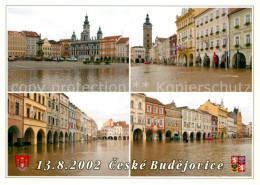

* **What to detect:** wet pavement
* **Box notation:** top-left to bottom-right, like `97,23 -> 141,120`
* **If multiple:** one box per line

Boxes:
131,138 -> 252,176
8,68 -> 129,92
131,64 -> 252,92
8,140 -> 129,176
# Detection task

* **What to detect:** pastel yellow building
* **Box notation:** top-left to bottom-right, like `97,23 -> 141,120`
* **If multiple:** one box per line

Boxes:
42,38 -> 52,58
175,8 -> 206,66
8,31 -> 27,58
199,99 -> 228,138
23,93 -> 47,145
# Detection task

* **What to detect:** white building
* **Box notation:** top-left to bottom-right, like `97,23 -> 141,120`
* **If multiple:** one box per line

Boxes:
227,116 -> 236,138
131,46 -> 145,63
180,106 -> 196,140
116,37 -> 129,63
194,8 -> 230,67
22,31 -> 40,58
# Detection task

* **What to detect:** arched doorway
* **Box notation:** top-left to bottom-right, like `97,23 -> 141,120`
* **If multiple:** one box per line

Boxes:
203,55 -> 210,67
190,132 -> 194,140
108,136 -> 113,140
103,136 -> 107,140
165,130 -> 172,139
59,132 -> 63,143
196,132 -> 201,140
118,136 -> 122,140
141,59 -> 145,63
73,133 -> 76,142
208,133 -> 211,137
133,128 -> 143,141
47,130 -> 52,143
53,131 -> 58,143
65,132 -> 69,142
189,54 -> 194,66
8,126 -> 21,146
203,133 -> 206,140
69,132 -> 72,142
196,55 -> 202,67
146,130 -> 153,141
157,131 -> 163,141
123,136 -> 126,140
232,52 -> 246,68
213,54 -> 219,67
24,128 -> 34,145
183,132 -> 188,141
221,54 -> 229,68
135,58 -> 139,63
114,136 -> 117,140
37,129 -> 45,145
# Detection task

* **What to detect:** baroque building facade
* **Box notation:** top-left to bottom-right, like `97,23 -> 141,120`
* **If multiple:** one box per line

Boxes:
71,13 -> 103,61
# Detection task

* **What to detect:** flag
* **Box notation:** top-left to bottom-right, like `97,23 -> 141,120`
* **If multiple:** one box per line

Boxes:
214,52 -> 217,64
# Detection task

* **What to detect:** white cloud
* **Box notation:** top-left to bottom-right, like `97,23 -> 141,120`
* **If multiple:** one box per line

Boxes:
144,92 -> 253,124
7,6 -> 182,46
65,92 -> 129,129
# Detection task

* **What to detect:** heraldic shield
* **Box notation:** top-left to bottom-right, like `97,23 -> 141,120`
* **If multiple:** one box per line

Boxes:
15,155 -> 29,171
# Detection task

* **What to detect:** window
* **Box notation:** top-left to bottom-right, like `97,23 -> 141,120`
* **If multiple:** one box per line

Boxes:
205,15 -> 208,22
201,30 -> 203,36
130,101 -> 134,108
223,23 -> 226,30
206,29 -> 208,35
38,112 -> 41,120
210,27 -> 213,34
147,105 -> 151,112
246,33 -> 251,44
138,118 -> 142,124
211,41 -> 214,48
216,9 -> 219,17
222,8 -> 226,14
210,13 -> 213,20
48,100 -> 51,107
48,116 -> 51,124
159,108 -> 163,114
168,120 -> 171,126
15,102 -> 19,115
217,40 -> 220,47
216,25 -> 219,32
34,93 -> 36,101
153,119 -> 157,126
153,107 -> 157,113
147,118 -> 151,126
245,14 -> 251,24
27,108 -> 30,118
235,18 -> 240,26
159,120 -> 163,126
138,102 -> 142,109
38,95 -> 41,103
235,35 -> 240,45
42,97 -> 45,105
223,38 -> 227,45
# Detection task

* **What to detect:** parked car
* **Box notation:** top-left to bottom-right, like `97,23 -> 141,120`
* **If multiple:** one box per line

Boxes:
34,57 -> 43,61
45,57 -> 53,61
66,57 -> 77,62
8,56 -> 16,62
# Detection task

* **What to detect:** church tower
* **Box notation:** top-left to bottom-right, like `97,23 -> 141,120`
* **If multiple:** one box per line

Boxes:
97,27 -> 103,40
143,14 -> 152,61
81,12 -> 90,41
71,31 -> 76,42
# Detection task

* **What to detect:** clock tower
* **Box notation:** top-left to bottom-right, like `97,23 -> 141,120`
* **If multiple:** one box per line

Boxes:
143,14 -> 152,61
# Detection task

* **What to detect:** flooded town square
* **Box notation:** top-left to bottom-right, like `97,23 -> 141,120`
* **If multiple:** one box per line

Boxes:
131,138 -> 252,176
8,61 -> 129,92
131,64 -> 252,92
8,140 -> 129,176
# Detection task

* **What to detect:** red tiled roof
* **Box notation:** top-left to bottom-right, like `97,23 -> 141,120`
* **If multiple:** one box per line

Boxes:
145,97 -> 164,106
22,31 -> 40,37
103,35 -> 121,40
117,37 -> 129,44
229,8 -> 245,15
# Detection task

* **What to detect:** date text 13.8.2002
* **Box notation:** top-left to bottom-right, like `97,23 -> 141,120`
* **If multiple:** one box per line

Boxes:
36,160 -> 101,171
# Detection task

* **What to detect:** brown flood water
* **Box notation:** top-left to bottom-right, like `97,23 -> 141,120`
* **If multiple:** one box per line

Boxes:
8,68 -> 129,92
8,140 -> 129,176
131,64 -> 252,92
131,138 -> 252,176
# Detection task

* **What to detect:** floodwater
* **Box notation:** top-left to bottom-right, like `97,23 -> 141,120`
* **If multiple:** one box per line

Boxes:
8,68 -> 129,92
131,138 -> 252,176
131,64 -> 252,92
8,140 -> 129,176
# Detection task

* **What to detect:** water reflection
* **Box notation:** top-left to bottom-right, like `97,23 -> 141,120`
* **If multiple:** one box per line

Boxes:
8,140 -> 129,176
9,68 -> 129,92
131,64 -> 252,92
131,138 -> 252,176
